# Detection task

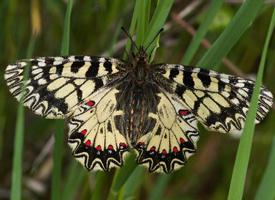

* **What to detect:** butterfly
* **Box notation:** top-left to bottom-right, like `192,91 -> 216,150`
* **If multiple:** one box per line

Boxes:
4,42 -> 273,173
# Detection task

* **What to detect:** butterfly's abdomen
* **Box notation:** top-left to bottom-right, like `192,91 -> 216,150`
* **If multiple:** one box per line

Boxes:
115,80 -> 159,146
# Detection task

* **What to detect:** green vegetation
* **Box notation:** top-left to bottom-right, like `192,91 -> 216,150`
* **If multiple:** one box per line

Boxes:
0,1 -> 274,199
228,9 -> 275,200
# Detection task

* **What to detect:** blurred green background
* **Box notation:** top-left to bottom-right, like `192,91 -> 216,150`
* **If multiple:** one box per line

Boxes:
0,1 -> 275,200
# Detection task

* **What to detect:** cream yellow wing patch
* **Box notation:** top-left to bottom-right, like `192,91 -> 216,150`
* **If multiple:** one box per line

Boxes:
68,87 -> 129,171
4,56 -> 126,119
135,91 -> 198,173
158,64 -> 273,134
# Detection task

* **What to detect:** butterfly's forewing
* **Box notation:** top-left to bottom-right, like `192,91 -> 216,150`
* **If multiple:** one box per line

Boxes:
134,90 -> 198,173
5,55 -> 129,171
4,56 -> 126,119
157,64 -> 273,134
67,87 -> 129,171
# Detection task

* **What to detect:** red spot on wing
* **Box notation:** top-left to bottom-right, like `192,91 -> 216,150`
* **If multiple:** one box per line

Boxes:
150,146 -> 156,152
173,146 -> 179,154
108,145 -> 114,150
96,145 -> 102,151
81,129 -> 87,135
180,137 -> 185,144
161,149 -> 168,158
162,149 -> 167,155
86,100 -> 95,107
137,142 -> 145,148
179,109 -> 190,116
85,140 -> 91,146
119,143 -> 127,149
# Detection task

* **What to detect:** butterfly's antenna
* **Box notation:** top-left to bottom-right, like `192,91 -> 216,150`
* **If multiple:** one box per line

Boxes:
124,47 -> 131,60
145,28 -> 164,52
121,27 -> 139,52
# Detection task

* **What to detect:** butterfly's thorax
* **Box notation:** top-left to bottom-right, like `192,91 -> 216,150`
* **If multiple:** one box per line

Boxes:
132,59 -> 150,84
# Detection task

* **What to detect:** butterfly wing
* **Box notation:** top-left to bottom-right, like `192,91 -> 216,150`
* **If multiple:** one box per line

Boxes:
156,64 -> 273,134
134,89 -> 199,173
4,56 -> 126,119
67,86 -> 129,171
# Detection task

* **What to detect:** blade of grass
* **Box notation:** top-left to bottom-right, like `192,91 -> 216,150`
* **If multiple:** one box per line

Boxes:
197,0 -> 264,68
135,0 -> 147,46
123,0 -> 151,56
124,0 -> 152,54
10,2 -> 40,198
51,121 -> 64,200
0,89 -> 6,160
60,0 -> 73,55
62,162 -> 86,200
255,134 -> 275,200
123,0 -> 139,59
144,0 -> 174,54
107,153 -> 137,200
227,8 -> 275,200
51,0 -> 74,200
145,0 -> 151,33
91,172 -> 109,200
118,167 -> 145,200
148,174 -> 170,200
181,0 -> 223,64
11,36 -> 36,200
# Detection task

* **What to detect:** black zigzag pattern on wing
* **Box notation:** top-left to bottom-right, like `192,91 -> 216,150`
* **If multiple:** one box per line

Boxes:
4,56 -> 126,119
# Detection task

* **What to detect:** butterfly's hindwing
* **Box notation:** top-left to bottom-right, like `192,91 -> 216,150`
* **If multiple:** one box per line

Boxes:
68,86 -> 129,171
134,90 -> 199,173
4,56 -> 126,119
158,64 -> 273,134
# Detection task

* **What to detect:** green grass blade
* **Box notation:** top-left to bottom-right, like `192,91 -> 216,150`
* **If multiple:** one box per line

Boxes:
145,0 -> 151,33
91,172 -> 109,200
144,0 -> 174,53
135,0 -> 147,46
0,89 -> 6,160
107,154 -> 137,200
227,8 -> 275,200
60,0 -> 74,55
255,134 -> 275,200
198,0 -> 264,68
11,80 -> 24,200
62,162 -> 86,200
51,121 -> 64,200
118,167 -> 145,200
11,36 -> 36,200
123,0 -> 139,59
148,175 -> 170,200
181,0 -> 223,64
51,0 -> 74,200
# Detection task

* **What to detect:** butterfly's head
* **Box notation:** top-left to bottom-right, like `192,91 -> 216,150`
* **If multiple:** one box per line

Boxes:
121,27 -> 163,67
133,46 -> 148,65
